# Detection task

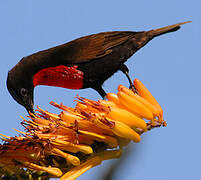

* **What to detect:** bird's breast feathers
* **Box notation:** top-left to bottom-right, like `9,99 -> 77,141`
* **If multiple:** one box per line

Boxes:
33,65 -> 84,89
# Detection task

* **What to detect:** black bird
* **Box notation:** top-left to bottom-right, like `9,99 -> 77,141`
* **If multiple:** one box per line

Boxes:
7,21 -> 190,114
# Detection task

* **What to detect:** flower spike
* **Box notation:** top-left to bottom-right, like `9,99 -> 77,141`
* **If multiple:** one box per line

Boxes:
0,78 -> 166,179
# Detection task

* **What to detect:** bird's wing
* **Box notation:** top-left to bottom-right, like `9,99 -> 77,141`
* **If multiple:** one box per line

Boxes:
63,31 -> 136,63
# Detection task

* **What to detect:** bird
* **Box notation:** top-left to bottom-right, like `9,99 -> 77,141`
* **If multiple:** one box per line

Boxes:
7,21 -> 191,114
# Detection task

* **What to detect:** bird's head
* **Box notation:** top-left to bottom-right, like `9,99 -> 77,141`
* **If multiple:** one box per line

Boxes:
7,70 -> 34,114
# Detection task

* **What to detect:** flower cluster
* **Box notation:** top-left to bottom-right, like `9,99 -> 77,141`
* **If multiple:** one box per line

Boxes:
0,79 -> 166,179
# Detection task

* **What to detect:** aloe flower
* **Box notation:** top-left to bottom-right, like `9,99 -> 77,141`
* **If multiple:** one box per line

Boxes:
0,78 -> 166,179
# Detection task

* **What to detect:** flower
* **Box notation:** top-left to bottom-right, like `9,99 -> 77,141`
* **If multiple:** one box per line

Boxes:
0,78 -> 166,179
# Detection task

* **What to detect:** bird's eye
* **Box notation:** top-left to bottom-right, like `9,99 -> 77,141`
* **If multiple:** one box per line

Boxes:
20,88 -> 27,96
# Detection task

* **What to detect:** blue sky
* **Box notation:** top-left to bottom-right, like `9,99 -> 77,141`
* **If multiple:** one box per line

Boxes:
0,1 -> 200,180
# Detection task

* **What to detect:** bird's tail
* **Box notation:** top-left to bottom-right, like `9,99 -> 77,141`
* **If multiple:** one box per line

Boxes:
148,21 -> 191,37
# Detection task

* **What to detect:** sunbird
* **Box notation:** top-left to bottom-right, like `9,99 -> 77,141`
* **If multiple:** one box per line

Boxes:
7,21 -> 191,113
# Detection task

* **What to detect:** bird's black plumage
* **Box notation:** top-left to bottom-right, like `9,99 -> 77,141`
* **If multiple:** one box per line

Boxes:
7,21 -> 191,113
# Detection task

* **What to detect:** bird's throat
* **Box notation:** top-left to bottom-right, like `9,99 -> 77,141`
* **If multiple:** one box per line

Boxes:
33,65 -> 84,89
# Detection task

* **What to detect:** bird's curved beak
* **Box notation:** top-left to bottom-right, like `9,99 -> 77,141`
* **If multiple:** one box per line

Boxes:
25,101 -> 34,115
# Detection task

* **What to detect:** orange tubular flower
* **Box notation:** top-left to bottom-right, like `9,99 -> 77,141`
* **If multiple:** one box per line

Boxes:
0,78 -> 166,179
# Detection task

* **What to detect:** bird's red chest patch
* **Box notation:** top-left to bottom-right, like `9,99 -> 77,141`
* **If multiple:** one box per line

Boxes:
33,65 -> 84,89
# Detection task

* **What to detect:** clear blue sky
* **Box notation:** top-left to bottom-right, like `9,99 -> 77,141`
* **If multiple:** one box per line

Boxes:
0,1 -> 200,180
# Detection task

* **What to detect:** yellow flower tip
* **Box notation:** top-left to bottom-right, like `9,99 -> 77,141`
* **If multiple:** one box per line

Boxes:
133,78 -> 163,118
51,148 -> 80,166
118,85 -> 160,119
110,119 -> 141,143
53,139 -> 94,154
22,161 -> 62,177
106,106 -> 147,131
118,91 -> 154,120
76,144 -> 94,154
